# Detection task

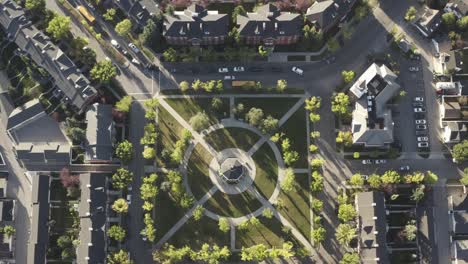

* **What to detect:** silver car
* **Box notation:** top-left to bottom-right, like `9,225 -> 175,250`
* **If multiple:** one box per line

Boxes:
415,119 -> 426,124
417,136 -> 429,142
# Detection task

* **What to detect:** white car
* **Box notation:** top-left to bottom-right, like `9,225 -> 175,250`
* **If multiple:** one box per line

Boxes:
224,75 -> 235,80
362,159 -> 373,165
417,136 -> 429,142
128,43 -> 140,53
126,194 -> 132,205
233,66 -> 245,72
218,67 -> 229,73
409,66 -> 420,72
414,97 -> 424,102
131,58 -> 141,65
415,119 -> 426,125
399,165 -> 410,171
292,66 -> 303,76
375,160 -> 387,164
111,39 -> 120,49
418,142 -> 429,148
414,107 -> 426,113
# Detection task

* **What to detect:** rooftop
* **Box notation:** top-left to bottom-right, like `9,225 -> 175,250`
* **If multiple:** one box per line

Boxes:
28,174 -> 50,264
85,103 -> 115,162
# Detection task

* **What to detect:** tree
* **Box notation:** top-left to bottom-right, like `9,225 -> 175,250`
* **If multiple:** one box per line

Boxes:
457,16 -> 468,31
381,170 -> 401,184
59,167 -> 79,188
309,144 -> 318,153
249,216 -> 261,227
305,96 -> 321,111
404,220 -> 417,241
349,173 -> 364,186
341,70 -> 355,84
245,107 -> 264,127
180,81 -> 190,92
142,146 -> 156,159
336,131 -> 353,147
340,252 -> 360,264
310,171 -> 324,193
142,201 -> 154,211
327,38 -> 340,52
258,45 -> 270,57
260,115 -> 278,134
67,127 -> 85,142
112,198 -> 129,213
312,226 -> 326,245
310,131 -> 320,138
405,6 -> 417,21
280,168 -> 296,192
140,173 -> 158,200
115,19 -> 132,36
112,168 -> 133,189
108,250 -> 133,264
461,168 -> 468,185
338,204 -> 357,222
211,97 -> 223,110
276,79 -> 287,93
193,205 -> 204,221
424,171 -> 438,184
116,140 -> 133,163
163,47 -> 178,62
139,19 -> 157,45
57,235 -> 72,248
108,225 -> 126,242
90,60 -> 117,83
311,199 -> 323,213
144,98 -> 159,120
331,93 -> 350,115
232,5 -> 246,22
309,112 -> 321,123
115,95 -> 132,113
310,158 -> 324,169
368,174 -> 382,189
453,140 -> 468,163
411,185 -> 425,202
189,112 -> 210,131
25,0 -> 45,13
218,218 -> 230,233
442,12 -> 457,28
404,171 -> 424,184
153,244 -> 191,264
241,244 -> 269,261
103,8 -> 117,22
190,244 -> 231,264
46,15 -> 71,40
262,208 -> 273,219
283,150 -> 299,166
336,223 -> 357,246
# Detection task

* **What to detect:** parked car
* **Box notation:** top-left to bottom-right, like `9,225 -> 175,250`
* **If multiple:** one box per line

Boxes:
417,136 -> 429,142
233,66 -> 245,72
414,107 -> 426,113
399,165 -> 410,172
415,119 -> 426,125
111,39 -> 120,49
128,43 -> 140,53
131,58 -> 141,65
418,142 -> 429,148
126,194 -> 132,205
416,124 -> 427,130
224,75 -> 235,80
414,97 -> 424,102
145,63 -> 159,71
409,54 -> 421,60
218,67 -> 229,73
409,66 -> 420,72
362,159 -> 373,165
375,159 -> 387,164
292,66 -> 304,76
415,130 -> 426,136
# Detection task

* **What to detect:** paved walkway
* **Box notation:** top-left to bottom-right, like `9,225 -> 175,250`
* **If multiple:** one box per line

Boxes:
158,94 -> 307,99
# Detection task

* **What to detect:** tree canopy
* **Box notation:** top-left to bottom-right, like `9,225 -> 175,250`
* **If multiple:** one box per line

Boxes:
115,140 -> 133,163
46,15 -> 71,40
112,168 -> 134,189
115,19 -> 132,36
90,60 -> 117,83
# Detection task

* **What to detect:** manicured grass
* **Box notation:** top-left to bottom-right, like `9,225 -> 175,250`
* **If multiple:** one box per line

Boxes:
165,98 -> 229,125
204,127 -> 260,152
252,144 -> 278,200
204,191 -> 263,218
279,104 -> 309,168
235,98 -> 300,120
277,173 -> 311,241
235,216 -> 291,248
167,216 -> 229,249
187,144 -> 215,200
157,106 -> 184,167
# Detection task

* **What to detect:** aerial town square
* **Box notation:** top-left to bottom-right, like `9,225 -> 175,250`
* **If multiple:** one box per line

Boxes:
0,0 -> 467,263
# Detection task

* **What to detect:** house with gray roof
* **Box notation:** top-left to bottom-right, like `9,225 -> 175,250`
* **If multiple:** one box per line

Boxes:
237,3 -> 302,46
0,71 -> 14,127
0,0 -> 97,113
27,174 -> 50,264
350,63 -> 400,148
77,173 -> 108,264
444,0 -> 468,19
163,4 -> 229,46
415,6 -> 443,37
306,0 -> 357,33
355,191 -> 390,264
113,0 -> 160,29
6,99 -> 71,166
85,103 -> 115,163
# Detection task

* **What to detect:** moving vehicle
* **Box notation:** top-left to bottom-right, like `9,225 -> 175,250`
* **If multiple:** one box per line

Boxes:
409,66 -> 420,72
416,124 -> 427,130
417,137 -> 429,142
233,66 -> 245,72
224,75 -> 235,80
292,66 -> 304,75
131,58 -> 141,65
375,160 -> 387,164
218,67 -> 229,73
362,160 -> 373,165
414,107 -> 426,113
111,39 -> 120,49
418,142 -> 429,148
415,119 -> 426,124
399,165 -> 410,172
128,43 -> 140,53
77,5 -> 95,24
414,97 -> 424,102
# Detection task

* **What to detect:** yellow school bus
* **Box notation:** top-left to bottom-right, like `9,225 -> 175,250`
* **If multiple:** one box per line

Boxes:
77,6 -> 95,24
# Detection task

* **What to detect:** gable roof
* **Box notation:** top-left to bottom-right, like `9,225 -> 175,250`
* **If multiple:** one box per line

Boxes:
113,0 -> 160,27
306,0 -> 339,30
85,104 -> 114,162
163,4 -> 229,39
237,3 -> 302,38
0,0 -> 97,112
445,0 -> 468,18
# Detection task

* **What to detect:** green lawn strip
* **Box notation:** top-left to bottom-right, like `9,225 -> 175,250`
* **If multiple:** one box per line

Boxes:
234,97 -> 300,120
235,216 -> 297,248
187,144 -> 215,200
157,106 -> 184,167
167,216 -> 229,249
165,97 -> 229,125
203,191 -> 263,218
252,144 -> 278,200
50,180 -> 69,201
50,207 -> 74,231
279,104 -> 308,168
277,173 -> 311,241
204,127 -> 260,152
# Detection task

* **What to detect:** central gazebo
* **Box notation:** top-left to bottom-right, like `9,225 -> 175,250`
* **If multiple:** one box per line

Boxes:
219,158 -> 246,184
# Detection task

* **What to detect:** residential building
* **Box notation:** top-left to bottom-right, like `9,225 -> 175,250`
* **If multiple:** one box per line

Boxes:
350,63 -> 401,148
77,173 -> 108,264
305,0 -> 357,33
237,3 -> 302,46
444,0 -> 468,19
355,191 -> 390,263
163,4 -> 229,46
0,198 -> 15,262
0,71 -> 14,127
6,99 -> 71,166
0,0 -> 97,113
113,0 -> 160,28
85,103 -> 115,163
443,122 -> 467,143
415,6 -> 443,37
27,174 -> 50,264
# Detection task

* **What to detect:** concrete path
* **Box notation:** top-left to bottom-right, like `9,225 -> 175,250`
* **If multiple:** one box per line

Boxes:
230,224 -> 236,251
154,186 -> 219,249
158,94 -> 307,99
278,97 -> 306,127
229,97 -> 235,119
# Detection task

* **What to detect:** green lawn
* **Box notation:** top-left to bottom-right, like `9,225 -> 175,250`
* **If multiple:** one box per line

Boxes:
277,173 -> 311,241
204,127 -> 260,152
279,104 -> 309,168
234,97 -> 300,120
203,191 -> 263,218
165,97 -> 229,125
187,143 -> 215,200
235,216 -> 291,248
50,207 -> 75,231
157,106 -> 184,167
252,144 -> 278,200
167,216 -> 229,249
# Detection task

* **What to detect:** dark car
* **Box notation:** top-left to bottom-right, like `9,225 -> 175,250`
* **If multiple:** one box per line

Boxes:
145,63 -> 159,71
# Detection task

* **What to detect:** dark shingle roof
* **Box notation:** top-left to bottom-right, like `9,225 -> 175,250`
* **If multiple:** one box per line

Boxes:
113,0 -> 160,27
306,1 -> 339,30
